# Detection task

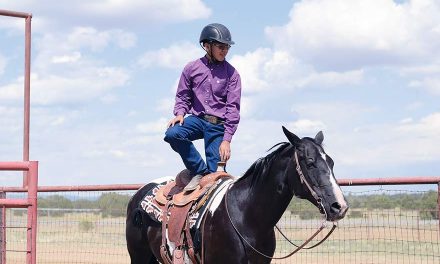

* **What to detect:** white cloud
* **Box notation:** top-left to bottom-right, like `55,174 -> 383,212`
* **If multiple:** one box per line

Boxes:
0,27 -> 134,105
138,42 -> 201,70
156,98 -> 175,115
0,0 -> 211,31
397,112 -> 440,139
0,67 -> 130,105
326,112 -> 440,168
0,82 -> 21,100
266,0 -> 440,70
230,48 -> 272,94
0,12 -> 26,32
66,27 -> 136,50
51,52 -> 82,64
409,77 -> 440,95
401,64 -> 440,75
39,27 -> 136,53
238,96 -> 256,119
231,47 -> 363,98
136,118 -> 168,134
297,70 -> 364,88
0,106 -> 22,132
87,0 -> 211,21
286,119 -> 326,134
109,149 -> 129,159
31,27 -> 136,78
49,116 -> 66,126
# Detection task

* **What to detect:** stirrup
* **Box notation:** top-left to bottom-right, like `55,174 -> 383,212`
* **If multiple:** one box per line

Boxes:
184,175 -> 202,191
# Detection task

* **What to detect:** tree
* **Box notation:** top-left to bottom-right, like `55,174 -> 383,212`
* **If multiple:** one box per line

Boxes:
97,192 -> 131,217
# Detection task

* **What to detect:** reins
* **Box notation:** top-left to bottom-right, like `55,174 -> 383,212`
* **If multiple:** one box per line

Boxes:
224,149 -> 337,260
275,221 -> 337,250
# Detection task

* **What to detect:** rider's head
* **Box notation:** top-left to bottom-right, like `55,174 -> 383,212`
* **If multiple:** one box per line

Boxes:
199,23 -> 235,63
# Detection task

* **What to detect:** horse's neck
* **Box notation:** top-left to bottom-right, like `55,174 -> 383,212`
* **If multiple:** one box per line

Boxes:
229,161 -> 294,229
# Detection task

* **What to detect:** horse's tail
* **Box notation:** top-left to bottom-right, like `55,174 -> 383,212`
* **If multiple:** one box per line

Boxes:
132,207 -> 145,227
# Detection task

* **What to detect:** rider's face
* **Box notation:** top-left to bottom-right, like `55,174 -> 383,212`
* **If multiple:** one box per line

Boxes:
205,42 -> 230,61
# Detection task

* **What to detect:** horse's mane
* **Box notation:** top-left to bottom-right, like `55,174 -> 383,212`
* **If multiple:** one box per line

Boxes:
237,142 -> 292,186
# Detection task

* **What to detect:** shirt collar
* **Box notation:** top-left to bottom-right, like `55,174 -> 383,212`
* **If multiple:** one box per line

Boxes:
201,55 -> 225,66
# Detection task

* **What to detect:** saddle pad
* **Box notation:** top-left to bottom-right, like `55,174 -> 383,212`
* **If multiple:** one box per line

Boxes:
140,177 -> 234,229
140,177 -> 173,223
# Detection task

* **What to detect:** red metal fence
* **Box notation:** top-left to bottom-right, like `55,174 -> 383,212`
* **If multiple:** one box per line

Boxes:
0,177 -> 439,263
0,162 -> 38,264
0,9 -> 37,264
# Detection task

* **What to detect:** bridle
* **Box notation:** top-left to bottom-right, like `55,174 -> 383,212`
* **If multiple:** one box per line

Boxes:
224,149 -> 337,260
293,150 -> 325,213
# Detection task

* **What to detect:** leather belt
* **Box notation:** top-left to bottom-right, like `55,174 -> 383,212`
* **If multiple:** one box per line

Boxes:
201,114 -> 224,125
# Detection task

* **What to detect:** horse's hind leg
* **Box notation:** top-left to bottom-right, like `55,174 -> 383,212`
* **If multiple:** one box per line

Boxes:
148,257 -> 159,264
127,222 -> 159,264
126,207 -> 159,264
127,243 -> 158,264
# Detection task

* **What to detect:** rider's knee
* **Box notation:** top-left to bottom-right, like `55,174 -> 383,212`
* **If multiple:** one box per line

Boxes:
164,127 -> 179,143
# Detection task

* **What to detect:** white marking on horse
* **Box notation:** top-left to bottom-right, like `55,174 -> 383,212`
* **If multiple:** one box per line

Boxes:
208,179 -> 234,216
165,219 -> 193,263
151,176 -> 174,184
320,150 -> 347,208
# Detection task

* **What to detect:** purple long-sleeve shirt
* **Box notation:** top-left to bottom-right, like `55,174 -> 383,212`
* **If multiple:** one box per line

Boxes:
174,56 -> 241,142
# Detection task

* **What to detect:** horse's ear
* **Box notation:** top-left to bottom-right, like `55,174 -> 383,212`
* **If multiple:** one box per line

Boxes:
282,126 -> 301,146
315,131 -> 324,145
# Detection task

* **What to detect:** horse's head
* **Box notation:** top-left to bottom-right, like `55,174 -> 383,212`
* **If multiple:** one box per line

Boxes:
282,126 -> 349,222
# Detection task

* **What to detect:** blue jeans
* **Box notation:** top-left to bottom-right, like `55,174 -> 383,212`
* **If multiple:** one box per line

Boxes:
164,115 -> 225,176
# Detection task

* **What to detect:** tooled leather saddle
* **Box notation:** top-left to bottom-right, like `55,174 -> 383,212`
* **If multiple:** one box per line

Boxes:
151,169 -> 233,264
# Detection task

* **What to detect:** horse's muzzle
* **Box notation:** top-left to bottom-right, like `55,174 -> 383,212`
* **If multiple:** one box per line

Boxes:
328,201 -> 349,221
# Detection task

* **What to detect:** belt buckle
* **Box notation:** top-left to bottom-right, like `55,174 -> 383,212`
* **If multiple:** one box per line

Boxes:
203,114 -> 216,124
208,115 -> 217,124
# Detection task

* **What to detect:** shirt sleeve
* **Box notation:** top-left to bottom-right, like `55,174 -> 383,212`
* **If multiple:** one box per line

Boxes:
173,66 -> 192,117
223,70 -> 241,142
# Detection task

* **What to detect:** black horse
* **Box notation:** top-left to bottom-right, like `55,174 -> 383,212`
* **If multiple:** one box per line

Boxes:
126,127 -> 349,263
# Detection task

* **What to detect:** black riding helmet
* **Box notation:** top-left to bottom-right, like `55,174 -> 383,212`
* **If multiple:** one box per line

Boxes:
199,23 -> 235,45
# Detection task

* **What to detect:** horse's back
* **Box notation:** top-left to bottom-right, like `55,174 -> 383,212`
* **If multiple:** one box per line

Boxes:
127,183 -> 155,217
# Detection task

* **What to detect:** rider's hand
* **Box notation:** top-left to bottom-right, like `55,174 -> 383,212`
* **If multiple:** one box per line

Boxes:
219,140 -> 231,162
167,115 -> 184,128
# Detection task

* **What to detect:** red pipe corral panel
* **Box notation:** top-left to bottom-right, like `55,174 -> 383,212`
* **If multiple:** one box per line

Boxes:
0,9 -> 32,18
338,176 -> 440,186
0,161 -> 32,171
0,161 -> 38,264
0,177 -> 439,193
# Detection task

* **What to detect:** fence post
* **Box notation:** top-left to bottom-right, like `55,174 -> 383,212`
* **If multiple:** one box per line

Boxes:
0,191 -> 4,264
26,161 -> 38,264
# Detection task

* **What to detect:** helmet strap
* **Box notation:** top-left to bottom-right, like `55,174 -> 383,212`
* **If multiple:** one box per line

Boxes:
200,42 -> 219,64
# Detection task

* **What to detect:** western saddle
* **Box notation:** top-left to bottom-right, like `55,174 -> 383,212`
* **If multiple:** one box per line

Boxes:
154,169 -> 233,264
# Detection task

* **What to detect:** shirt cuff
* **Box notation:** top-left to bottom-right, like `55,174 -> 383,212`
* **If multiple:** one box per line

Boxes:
223,133 -> 232,142
174,111 -> 185,117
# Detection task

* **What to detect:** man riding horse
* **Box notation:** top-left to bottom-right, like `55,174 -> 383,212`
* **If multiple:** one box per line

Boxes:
164,23 -> 242,191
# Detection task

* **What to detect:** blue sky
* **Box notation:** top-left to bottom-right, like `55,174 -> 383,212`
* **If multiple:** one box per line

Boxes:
1,0 -> 440,188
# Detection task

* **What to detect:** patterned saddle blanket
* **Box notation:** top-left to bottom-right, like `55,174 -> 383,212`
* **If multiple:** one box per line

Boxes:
139,171 -> 234,230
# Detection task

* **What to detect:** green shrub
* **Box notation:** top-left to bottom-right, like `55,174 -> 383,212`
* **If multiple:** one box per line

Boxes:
79,219 -> 94,232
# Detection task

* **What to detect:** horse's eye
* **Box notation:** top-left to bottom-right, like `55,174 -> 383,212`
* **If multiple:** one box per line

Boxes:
306,158 -> 315,169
